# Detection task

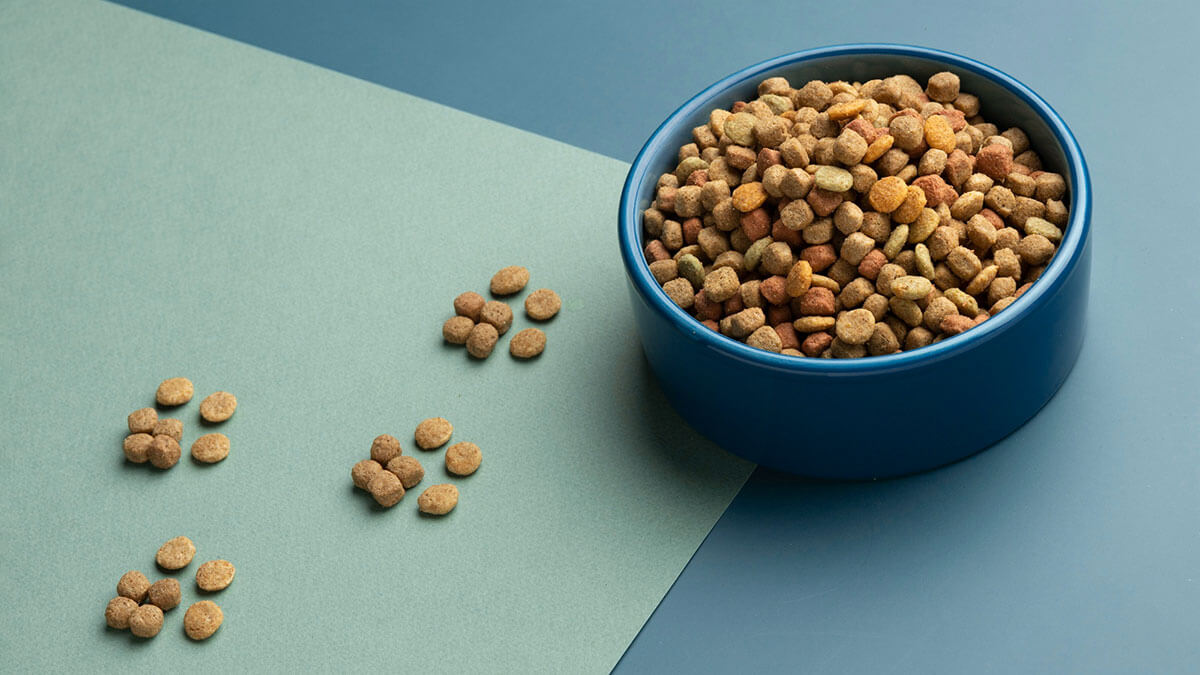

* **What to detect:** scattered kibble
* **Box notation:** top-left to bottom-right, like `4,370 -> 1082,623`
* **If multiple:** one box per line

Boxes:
117,570 -> 151,602
147,435 -> 181,469
368,470 -> 405,507
195,560 -> 236,592
156,536 -> 196,571
155,377 -> 194,406
466,322 -> 500,358
414,417 -> 453,450
479,300 -> 514,335
199,391 -> 237,423
190,433 -> 230,463
351,459 -> 384,490
128,604 -> 164,638
147,578 -> 181,611
152,418 -> 182,442
453,291 -> 486,321
417,484 -> 459,515
442,316 -> 475,344
490,266 -> 530,296
123,433 -> 154,463
445,442 -> 482,476
127,408 -> 157,434
105,596 -> 139,630
183,601 -> 223,641
369,434 -> 403,465
524,288 -> 561,321
509,328 -> 546,359
385,455 -> 425,489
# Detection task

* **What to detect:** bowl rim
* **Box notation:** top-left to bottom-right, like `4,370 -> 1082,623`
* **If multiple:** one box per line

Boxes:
618,43 -> 1092,374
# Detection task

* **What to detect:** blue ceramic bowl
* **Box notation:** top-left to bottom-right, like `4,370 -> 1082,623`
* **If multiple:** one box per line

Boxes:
618,44 -> 1091,479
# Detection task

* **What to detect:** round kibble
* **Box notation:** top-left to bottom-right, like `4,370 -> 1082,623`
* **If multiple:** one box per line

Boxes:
368,470 -> 405,507
417,484 -> 459,515
479,301 -> 513,335
524,288 -> 561,320
195,560 -> 236,592
813,166 -> 853,192
155,377 -> 193,406
868,176 -> 907,213
445,442 -> 482,476
351,459 -> 383,490
386,455 -> 425,489
509,328 -> 546,359
466,322 -> 500,358
147,578 -> 181,611
105,596 -> 139,630
156,536 -> 196,570
129,604 -> 164,638
183,601 -> 223,641
835,308 -> 876,345
369,434 -> 402,465
117,570 -> 151,602
127,408 -> 157,434
490,266 -> 530,295
702,266 -> 740,303
453,291 -> 486,321
199,391 -> 237,422
927,71 -> 960,102
152,418 -> 182,441
189,432 -> 229,463
414,417 -> 453,449
123,433 -> 153,463
148,435 -> 181,469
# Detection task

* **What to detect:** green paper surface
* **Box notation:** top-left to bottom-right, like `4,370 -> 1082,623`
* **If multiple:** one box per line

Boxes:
0,1 -> 753,671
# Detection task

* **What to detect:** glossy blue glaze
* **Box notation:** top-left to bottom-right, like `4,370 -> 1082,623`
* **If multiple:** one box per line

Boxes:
619,45 -> 1092,478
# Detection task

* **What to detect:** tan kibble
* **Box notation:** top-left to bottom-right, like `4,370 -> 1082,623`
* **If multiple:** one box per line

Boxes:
835,308 -> 876,345
524,288 -> 562,321
152,418 -> 182,442
1017,234 -> 1056,265
662,278 -> 695,309
196,560 -> 236,592
479,301 -> 513,335
509,328 -> 546,359
369,434 -> 402,465
947,246 -> 983,280
155,377 -> 193,406
418,484 -> 459,515
117,570 -> 151,602
490,266 -> 530,295
127,408 -> 157,434
148,435 -> 181,469
453,291 -> 486,321
466,322 -> 500,358
414,417 -> 453,450
156,536 -> 196,570
746,325 -> 783,352
443,316 -> 475,344
351,459 -> 384,490
147,578 -> 181,611
199,391 -> 237,423
184,601 -> 223,640
105,596 -> 139,630
123,434 -> 154,463
703,266 -> 740,303
368,470 -> 405,507
386,455 -> 425,489
445,442 -> 482,476
891,275 -> 933,300
129,604 -> 164,639
927,71 -> 960,103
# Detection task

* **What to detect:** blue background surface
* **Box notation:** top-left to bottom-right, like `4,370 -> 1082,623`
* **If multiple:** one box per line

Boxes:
107,1 -> 1200,671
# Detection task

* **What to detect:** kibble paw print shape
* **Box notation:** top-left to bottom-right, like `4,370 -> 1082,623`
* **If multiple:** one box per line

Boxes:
442,265 -> 561,359
123,378 -> 237,469
349,417 -> 482,514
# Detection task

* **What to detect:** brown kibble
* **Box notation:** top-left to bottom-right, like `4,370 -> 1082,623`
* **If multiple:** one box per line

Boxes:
105,596 -> 139,630
418,484 -> 459,515
156,536 -> 196,570
148,435 -> 181,469
524,288 -> 561,321
703,266 -> 740,303
155,377 -> 193,406
147,578 -> 181,611
976,144 -> 1014,180
351,459 -> 383,490
835,308 -> 876,345
199,391 -> 237,423
1017,234 -> 1056,265
443,316 -> 475,344
940,314 -> 975,336
123,433 -> 154,464
490,266 -> 530,295
370,434 -> 402,465
509,328 -> 547,359
868,176 -> 908,213
152,418 -> 182,442
466,322 -> 500,358
184,601 -> 223,640
368,470 -> 405,507
195,560 -> 236,592
798,286 -> 836,316
386,455 -> 425,489
445,442 -> 482,476
117,570 -> 151,602
414,417 -> 453,450
479,301 -> 513,335
129,604 -> 164,639
189,433 -> 229,464
127,408 -> 157,434
662,278 -> 695,309
453,291 -> 486,321
926,71 -> 960,103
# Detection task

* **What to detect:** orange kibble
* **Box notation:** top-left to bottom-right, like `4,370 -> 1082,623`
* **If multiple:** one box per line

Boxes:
862,134 -> 894,163
731,182 -> 768,212
825,99 -> 867,120
868,176 -> 908,213
924,115 -> 956,153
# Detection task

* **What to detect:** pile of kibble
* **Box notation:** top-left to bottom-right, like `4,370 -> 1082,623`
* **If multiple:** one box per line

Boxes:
350,417 -> 481,515
123,377 -> 237,468
104,536 -> 233,641
442,266 -> 561,359
641,71 -> 1068,358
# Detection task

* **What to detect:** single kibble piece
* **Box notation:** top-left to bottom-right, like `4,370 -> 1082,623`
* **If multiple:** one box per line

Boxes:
152,418 -> 182,442
367,470 -> 405,507
183,601 -> 223,641
155,377 -> 194,406
414,417 -> 453,449
191,433 -> 230,463
351,459 -> 383,490
195,560 -> 236,592
524,288 -> 562,320
123,433 -> 154,464
199,391 -> 237,422
105,596 -> 139,630
490,266 -> 530,296
453,291 -> 486,321
128,604 -> 164,639
369,434 -> 402,465
445,442 -> 482,476
147,578 -> 181,611
509,328 -> 547,359
117,570 -> 151,602
442,316 -> 475,344
418,484 -> 459,515
479,301 -> 514,335
386,455 -> 425,489
156,536 -> 196,570
466,322 -> 500,359
835,308 -> 876,346
127,408 -> 157,434
148,435 -> 181,469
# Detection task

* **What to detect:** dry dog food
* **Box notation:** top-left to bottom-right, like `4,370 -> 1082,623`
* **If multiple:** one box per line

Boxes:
490,266 -> 530,296
414,417 -> 453,449
128,604 -> 164,638
147,578 -> 181,611
466,322 -> 500,358
155,377 -> 194,406
117,570 -> 151,602
123,433 -> 154,463
417,484 -> 459,515
369,434 -> 403,465
105,596 -> 139,630
454,291 -> 486,320
385,455 -> 425,489
199,391 -> 237,422
351,459 -> 384,490
509,328 -> 546,359
128,408 -> 157,434
524,288 -> 562,320
152,418 -> 183,442
445,442 -> 482,476
443,316 -> 475,344
191,433 -> 230,463
183,601 -> 223,640
195,560 -> 236,592
368,470 -> 405,507
479,300 -> 514,335
148,435 -> 182,469
156,536 -> 196,570
641,71 -> 1069,357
